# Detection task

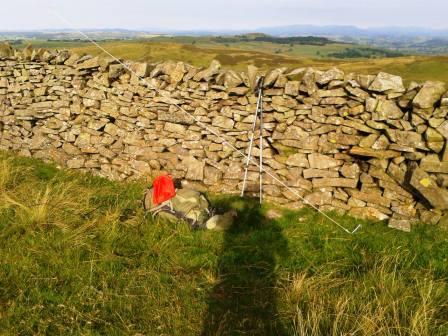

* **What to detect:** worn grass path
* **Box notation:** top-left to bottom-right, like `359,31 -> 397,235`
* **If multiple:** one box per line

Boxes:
1,152 -> 447,335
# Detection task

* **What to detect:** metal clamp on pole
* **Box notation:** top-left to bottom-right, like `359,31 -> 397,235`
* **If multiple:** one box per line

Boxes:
241,76 -> 265,203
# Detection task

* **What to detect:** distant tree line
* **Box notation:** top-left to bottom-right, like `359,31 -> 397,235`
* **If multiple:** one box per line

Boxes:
48,39 -> 91,42
1,39 -> 23,45
328,47 -> 404,59
47,38 -> 128,43
252,36 -> 336,45
213,35 -> 337,46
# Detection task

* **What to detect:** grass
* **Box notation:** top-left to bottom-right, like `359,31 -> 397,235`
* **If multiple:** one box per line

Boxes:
69,41 -> 448,83
11,38 -> 448,83
1,151 -> 448,335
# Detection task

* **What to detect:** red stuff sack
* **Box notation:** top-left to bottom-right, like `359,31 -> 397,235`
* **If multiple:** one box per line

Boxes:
152,175 -> 176,206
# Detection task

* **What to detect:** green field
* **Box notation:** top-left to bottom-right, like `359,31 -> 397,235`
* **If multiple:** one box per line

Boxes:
71,40 -> 448,83
1,152 -> 448,335
11,38 -> 448,83
2,36 -> 448,334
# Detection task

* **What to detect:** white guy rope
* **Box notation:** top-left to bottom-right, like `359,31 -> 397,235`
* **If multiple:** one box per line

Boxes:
49,10 -> 361,234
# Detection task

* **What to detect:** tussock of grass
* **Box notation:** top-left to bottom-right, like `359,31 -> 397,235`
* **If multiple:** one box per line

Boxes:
281,259 -> 447,335
0,151 -> 447,335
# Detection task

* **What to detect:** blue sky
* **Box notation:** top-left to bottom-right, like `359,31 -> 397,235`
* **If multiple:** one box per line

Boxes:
2,0 -> 447,31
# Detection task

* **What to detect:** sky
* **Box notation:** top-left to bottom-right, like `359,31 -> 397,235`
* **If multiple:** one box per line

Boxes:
2,0 -> 448,31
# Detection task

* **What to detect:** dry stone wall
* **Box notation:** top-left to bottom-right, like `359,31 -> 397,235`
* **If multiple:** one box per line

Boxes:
1,45 -> 448,231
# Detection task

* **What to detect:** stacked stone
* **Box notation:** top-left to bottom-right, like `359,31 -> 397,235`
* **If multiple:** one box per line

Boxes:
0,43 -> 447,231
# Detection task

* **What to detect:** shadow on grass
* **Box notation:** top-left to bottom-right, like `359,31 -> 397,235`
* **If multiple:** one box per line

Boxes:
201,197 -> 289,336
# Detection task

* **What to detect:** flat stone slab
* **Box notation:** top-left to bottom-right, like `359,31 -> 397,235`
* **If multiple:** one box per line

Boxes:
413,81 -> 446,109
348,190 -> 391,208
410,167 -> 448,209
312,177 -> 358,188
349,206 -> 389,221
420,155 -> 448,173
308,153 -> 342,169
303,168 -> 339,179
436,120 -> 448,139
368,72 -> 405,93
285,153 -> 309,167
350,147 -> 401,159
388,219 -> 411,232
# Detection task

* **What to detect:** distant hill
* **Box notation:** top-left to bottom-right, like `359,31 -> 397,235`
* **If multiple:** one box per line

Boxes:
3,25 -> 448,39
253,25 -> 448,55
2,25 -> 448,55
256,24 -> 448,38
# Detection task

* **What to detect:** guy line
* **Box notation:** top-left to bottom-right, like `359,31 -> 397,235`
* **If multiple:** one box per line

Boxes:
49,10 -> 361,235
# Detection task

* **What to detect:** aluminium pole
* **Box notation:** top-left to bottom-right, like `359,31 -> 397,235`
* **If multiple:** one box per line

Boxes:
240,86 -> 262,197
259,88 -> 263,204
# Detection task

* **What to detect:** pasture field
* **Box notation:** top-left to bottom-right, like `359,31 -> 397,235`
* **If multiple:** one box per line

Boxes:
70,40 -> 448,83
11,38 -> 448,83
1,152 -> 447,335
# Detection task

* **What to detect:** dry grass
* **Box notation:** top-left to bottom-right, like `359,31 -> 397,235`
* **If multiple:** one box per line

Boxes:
66,40 -> 448,83
13,38 -> 448,82
1,151 -> 447,335
279,252 -> 447,335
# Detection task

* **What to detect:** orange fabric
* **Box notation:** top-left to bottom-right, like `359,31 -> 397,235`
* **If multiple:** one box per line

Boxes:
152,175 -> 176,206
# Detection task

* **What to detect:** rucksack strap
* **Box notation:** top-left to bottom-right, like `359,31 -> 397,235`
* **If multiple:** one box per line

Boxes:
148,200 -> 201,228
148,199 -> 173,215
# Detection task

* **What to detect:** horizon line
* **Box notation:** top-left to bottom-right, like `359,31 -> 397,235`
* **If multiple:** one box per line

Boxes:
1,24 -> 448,34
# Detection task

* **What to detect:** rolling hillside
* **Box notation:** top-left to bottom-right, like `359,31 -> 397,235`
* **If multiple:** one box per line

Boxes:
11,37 -> 448,83
71,40 -> 448,83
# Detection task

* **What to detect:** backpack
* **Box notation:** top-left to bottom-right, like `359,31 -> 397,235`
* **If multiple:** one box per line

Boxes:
143,186 -> 213,228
